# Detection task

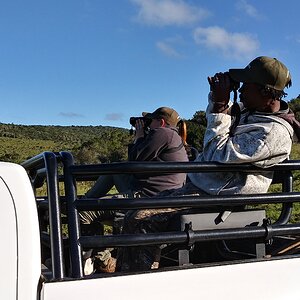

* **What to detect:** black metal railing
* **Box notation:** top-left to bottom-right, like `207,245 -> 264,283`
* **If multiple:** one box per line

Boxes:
57,152 -> 300,278
21,151 -> 300,280
21,152 -> 65,280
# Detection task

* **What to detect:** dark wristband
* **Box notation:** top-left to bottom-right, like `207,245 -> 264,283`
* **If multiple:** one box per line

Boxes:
212,102 -> 229,113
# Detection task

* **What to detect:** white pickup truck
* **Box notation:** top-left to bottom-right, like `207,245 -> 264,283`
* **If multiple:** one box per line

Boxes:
2,151 -> 300,300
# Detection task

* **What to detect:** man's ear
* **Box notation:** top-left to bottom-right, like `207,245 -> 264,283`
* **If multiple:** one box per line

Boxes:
160,119 -> 166,127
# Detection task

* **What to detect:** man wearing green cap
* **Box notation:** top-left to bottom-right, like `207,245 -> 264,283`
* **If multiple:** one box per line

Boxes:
80,106 -> 188,274
187,56 -> 297,195
83,106 -> 188,200
119,56 -> 300,272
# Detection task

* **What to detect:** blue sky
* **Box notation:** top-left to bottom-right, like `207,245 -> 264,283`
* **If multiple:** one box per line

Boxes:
1,0 -> 299,129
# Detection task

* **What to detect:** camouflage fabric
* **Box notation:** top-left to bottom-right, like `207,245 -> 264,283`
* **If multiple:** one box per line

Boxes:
94,249 -> 117,273
80,191 -> 142,275
117,182 -> 206,271
79,191 -> 137,227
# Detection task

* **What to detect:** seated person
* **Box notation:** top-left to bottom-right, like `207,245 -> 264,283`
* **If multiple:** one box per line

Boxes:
118,56 -> 300,272
84,107 -> 189,199
80,107 -> 189,274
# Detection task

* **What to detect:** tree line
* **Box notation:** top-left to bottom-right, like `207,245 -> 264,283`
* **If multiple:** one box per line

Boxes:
0,96 -> 299,165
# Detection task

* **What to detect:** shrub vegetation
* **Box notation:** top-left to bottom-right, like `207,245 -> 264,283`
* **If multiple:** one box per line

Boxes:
1,96 -> 300,222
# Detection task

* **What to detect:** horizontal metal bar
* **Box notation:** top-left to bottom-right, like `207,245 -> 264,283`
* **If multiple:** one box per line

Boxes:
36,199 -> 50,210
21,151 -> 63,170
30,167 -> 47,188
75,192 -> 299,211
79,223 -> 300,248
80,231 -> 186,248
69,160 -> 300,177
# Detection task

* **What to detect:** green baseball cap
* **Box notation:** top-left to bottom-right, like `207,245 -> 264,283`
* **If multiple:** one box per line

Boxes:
142,107 -> 181,126
228,56 -> 292,91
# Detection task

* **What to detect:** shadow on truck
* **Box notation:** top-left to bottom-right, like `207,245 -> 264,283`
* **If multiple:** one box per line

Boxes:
21,151 -> 300,281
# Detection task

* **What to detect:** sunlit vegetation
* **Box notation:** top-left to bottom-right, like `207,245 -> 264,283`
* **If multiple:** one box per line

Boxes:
1,96 -> 300,222
0,123 -> 132,164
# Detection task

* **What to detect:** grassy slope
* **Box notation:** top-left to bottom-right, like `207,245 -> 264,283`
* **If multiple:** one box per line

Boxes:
1,123 -> 300,223
0,136 -> 71,163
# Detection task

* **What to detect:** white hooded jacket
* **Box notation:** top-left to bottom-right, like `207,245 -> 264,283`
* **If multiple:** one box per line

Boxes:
188,92 -> 294,195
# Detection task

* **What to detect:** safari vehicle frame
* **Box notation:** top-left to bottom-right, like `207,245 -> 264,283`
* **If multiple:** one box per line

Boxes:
22,151 -> 300,281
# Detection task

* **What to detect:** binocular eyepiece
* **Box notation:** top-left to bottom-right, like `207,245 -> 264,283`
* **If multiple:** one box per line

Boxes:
129,117 -> 152,128
224,72 -> 240,91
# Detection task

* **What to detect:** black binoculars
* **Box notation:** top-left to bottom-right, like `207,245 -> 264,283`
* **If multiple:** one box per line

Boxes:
129,117 -> 152,128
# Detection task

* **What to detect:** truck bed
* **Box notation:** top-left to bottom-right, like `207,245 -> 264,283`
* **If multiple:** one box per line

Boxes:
11,151 -> 300,299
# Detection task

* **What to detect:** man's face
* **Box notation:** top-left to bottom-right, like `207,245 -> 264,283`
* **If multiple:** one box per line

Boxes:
238,82 -> 270,111
149,118 -> 162,129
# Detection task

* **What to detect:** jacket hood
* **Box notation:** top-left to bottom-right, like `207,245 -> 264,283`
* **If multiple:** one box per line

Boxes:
274,101 -> 300,141
241,101 -> 300,142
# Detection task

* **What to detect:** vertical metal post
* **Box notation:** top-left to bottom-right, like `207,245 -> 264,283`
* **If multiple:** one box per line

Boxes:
274,171 -> 293,225
44,152 -> 65,279
60,151 -> 83,278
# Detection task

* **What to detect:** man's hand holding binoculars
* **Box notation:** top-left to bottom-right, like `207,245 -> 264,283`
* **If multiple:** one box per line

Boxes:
133,119 -> 146,142
208,72 -> 231,113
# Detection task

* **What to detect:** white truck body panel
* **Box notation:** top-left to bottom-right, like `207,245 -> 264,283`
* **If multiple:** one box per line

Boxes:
2,157 -> 300,299
0,173 -> 18,300
41,256 -> 300,300
0,163 -> 41,300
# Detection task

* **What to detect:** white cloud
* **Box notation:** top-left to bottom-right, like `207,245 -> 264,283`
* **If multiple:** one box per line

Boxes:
156,36 -> 185,58
193,26 -> 259,60
130,0 -> 210,26
235,0 -> 263,19
156,41 -> 182,57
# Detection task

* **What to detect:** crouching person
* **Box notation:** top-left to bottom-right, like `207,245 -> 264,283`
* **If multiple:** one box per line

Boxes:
117,56 -> 300,271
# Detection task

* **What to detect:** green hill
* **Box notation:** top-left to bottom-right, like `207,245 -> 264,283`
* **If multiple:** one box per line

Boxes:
1,120 -> 300,223
0,123 -> 132,164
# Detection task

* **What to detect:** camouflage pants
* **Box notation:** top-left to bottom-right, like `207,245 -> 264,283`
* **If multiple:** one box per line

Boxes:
79,191 -> 138,231
117,182 -> 206,272
80,190 -> 143,274
80,173 -> 138,230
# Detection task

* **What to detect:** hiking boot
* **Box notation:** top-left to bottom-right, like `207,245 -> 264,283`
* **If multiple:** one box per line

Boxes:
83,257 -> 95,276
96,257 -> 117,273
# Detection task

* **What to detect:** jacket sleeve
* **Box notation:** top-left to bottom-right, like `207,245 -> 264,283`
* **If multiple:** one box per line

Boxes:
128,128 -> 168,161
201,93 -> 292,167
